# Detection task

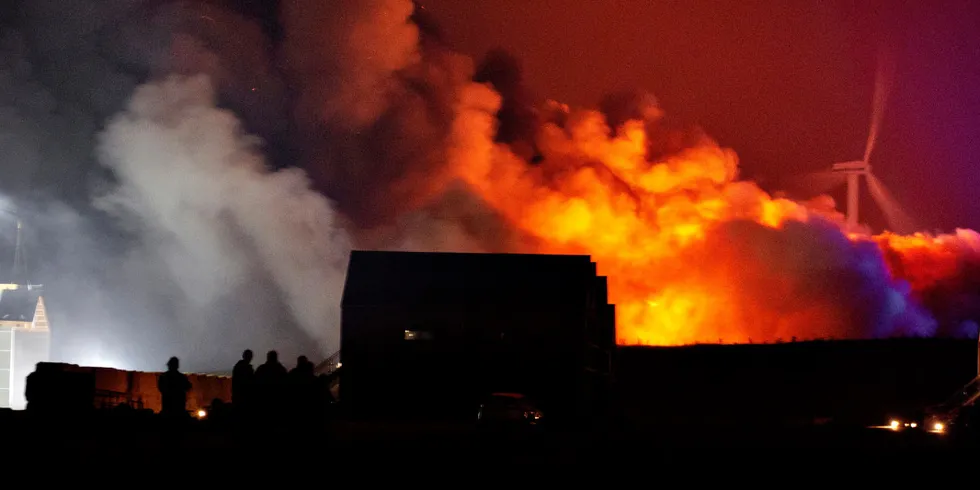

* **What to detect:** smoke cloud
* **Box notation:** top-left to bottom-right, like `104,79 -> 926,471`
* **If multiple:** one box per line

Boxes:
1,0 -> 979,375
95,74 -> 350,358
281,0 -> 494,230
445,101 -> 944,344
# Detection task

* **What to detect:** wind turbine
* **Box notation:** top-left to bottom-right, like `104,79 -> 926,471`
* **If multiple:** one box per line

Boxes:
797,54 -> 917,234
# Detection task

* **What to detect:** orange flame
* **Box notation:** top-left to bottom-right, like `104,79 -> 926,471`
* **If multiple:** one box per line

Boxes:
871,229 -> 980,292
450,86 -> 978,345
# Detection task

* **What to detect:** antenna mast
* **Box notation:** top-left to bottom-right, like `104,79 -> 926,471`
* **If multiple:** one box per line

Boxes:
11,219 -> 26,285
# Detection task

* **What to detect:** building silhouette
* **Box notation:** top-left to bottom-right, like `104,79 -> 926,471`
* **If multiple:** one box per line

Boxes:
339,250 -> 616,424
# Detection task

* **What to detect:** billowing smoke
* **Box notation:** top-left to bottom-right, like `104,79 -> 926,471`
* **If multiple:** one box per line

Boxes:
873,229 -> 980,337
95,75 -> 350,358
447,100 -> 943,344
2,0 -> 980,375
281,0 -> 489,230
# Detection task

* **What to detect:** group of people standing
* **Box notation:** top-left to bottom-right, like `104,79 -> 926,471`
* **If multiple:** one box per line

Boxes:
232,349 -> 332,423
157,349 -> 334,426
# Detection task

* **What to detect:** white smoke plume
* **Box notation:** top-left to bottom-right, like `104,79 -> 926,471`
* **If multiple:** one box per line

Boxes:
95,74 -> 351,357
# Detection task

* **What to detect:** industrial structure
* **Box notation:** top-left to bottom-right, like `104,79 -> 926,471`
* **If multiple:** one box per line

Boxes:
24,362 -> 231,415
338,250 -> 616,424
0,219 -> 51,409
919,335 -> 980,431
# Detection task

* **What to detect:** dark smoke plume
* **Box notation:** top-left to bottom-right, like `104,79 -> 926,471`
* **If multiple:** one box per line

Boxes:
473,48 -> 540,159
1,0 -> 979,381
0,0 -> 507,372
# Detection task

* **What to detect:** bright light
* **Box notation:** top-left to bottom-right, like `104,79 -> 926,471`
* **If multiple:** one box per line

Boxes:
890,420 -> 900,429
70,340 -> 129,370
910,422 -> 917,428
75,355 -> 125,370
336,362 -> 342,368
196,409 -> 207,419
934,422 -> 945,432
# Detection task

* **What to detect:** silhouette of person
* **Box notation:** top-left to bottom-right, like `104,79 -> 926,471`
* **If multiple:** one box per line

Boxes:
255,350 -> 288,421
158,357 -> 192,418
288,356 -> 318,423
232,349 -> 255,414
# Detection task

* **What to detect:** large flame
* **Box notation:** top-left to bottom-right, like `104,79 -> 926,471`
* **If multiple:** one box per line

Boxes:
447,84 -> 978,345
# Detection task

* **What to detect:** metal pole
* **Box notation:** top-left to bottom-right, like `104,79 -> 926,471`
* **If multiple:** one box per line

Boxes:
11,219 -> 23,285
846,172 -> 860,230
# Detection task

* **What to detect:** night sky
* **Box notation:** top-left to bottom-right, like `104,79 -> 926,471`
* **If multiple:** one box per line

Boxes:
422,0 -> 980,233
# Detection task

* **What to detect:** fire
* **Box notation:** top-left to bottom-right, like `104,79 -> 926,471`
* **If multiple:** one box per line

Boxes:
450,84 -> 977,345
871,230 -> 980,292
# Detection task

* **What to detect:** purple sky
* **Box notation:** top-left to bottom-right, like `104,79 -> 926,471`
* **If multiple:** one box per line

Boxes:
422,0 -> 980,233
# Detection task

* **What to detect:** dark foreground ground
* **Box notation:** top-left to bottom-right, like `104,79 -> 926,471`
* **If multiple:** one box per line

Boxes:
1,408 -> 968,464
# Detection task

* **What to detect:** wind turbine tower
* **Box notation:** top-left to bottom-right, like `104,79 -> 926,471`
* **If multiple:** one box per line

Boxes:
796,53 -> 915,234
831,160 -> 870,230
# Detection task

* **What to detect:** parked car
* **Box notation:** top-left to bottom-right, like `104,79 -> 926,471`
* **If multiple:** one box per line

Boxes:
477,392 -> 543,427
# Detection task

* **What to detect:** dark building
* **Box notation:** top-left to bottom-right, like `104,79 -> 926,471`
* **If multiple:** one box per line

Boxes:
339,250 -> 616,424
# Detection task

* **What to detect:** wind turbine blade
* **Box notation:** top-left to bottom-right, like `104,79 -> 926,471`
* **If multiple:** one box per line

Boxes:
787,170 -> 847,196
864,49 -> 896,163
866,173 -> 917,233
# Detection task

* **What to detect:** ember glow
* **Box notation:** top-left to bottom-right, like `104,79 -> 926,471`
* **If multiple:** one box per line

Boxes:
446,84 -> 977,345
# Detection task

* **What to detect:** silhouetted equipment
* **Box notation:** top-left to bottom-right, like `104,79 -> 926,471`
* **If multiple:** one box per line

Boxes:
23,362 -> 230,415
923,335 -> 980,430
339,250 -> 616,425
314,351 -> 342,403
314,350 -> 342,377
24,362 -> 96,415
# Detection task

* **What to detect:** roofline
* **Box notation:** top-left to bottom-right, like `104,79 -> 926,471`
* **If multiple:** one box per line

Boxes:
348,250 -> 594,260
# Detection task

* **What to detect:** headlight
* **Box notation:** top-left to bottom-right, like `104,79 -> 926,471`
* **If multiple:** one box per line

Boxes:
890,420 -> 900,429
196,409 -> 207,419
910,422 -> 918,428
934,422 -> 945,432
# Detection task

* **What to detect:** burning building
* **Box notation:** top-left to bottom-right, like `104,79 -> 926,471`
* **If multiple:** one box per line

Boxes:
339,250 -> 615,424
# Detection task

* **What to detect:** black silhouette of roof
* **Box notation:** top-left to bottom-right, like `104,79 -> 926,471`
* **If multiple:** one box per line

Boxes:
341,250 -> 600,308
0,287 -> 40,322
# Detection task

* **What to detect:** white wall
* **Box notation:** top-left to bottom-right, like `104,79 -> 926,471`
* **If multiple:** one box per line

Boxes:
0,327 -> 12,408
10,329 -> 50,410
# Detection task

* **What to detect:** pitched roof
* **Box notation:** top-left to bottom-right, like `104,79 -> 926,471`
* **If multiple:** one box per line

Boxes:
341,250 -> 600,308
0,287 -> 41,322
